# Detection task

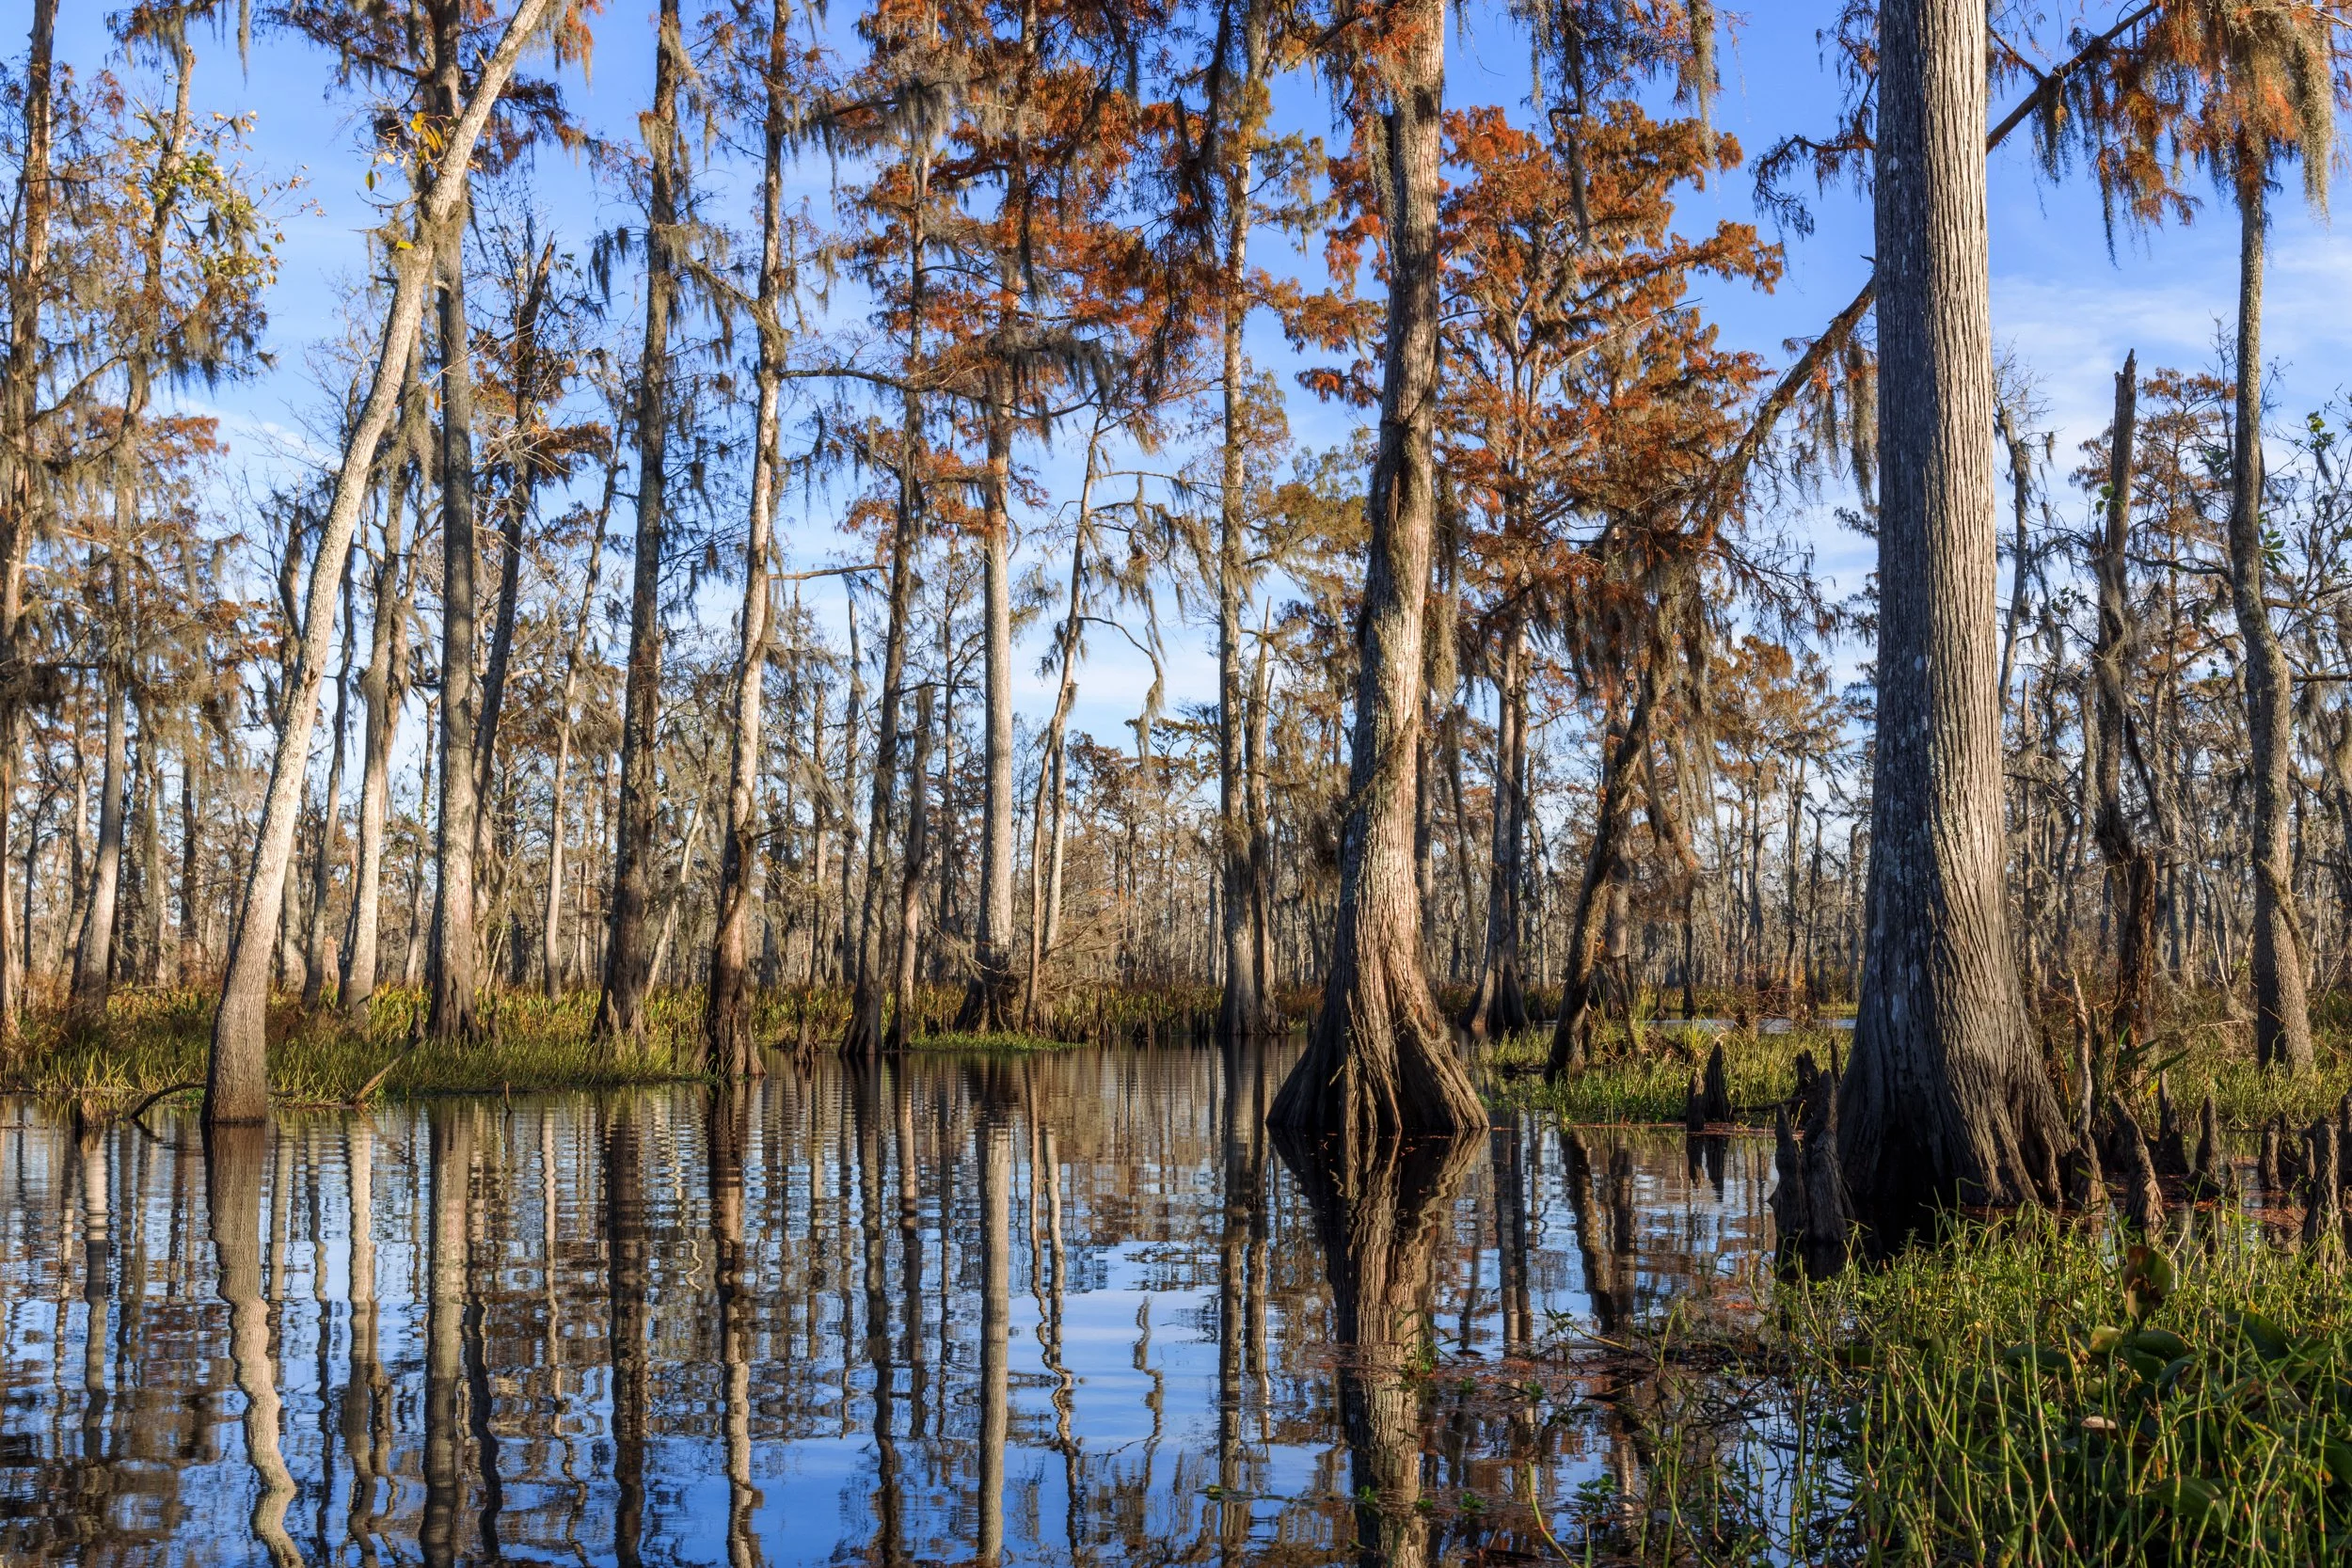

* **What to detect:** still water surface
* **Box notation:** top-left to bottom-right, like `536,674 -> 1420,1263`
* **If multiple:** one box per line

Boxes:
0,1045 -> 1775,1566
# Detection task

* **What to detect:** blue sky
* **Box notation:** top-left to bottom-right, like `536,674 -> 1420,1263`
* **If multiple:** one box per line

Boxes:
40,2 -> 2352,757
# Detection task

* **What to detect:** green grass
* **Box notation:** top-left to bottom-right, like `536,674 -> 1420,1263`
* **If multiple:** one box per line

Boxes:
1489,1022 -> 1838,1125
1608,1210 -> 2352,1566
902,1030 -> 1079,1054
1493,1005 -> 2352,1129
0,985 -> 709,1110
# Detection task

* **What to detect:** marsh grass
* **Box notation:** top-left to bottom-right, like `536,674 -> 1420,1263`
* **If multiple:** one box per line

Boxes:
902,1030 -> 1077,1054
1600,1210 -> 2352,1565
1488,1022 -> 1837,1125
1493,1007 -> 2352,1128
1,984 -> 709,1109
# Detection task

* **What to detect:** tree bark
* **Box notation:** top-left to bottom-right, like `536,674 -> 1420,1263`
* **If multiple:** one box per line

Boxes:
706,0 -> 792,1078
206,0 -> 555,1123
426,194 -> 482,1043
887,686 -> 934,1052
1836,0 -> 2069,1228
2226,170 -> 2313,1073
1216,27 -> 1265,1043
342,395 -> 423,1017
301,566 -> 358,1010
2090,352 -> 2156,1048
597,0 -> 686,1045
70,610 -> 129,1032
1463,615 -> 1530,1038
962,394 -> 1019,1031
0,0 -> 60,1040
1269,0 -> 1484,1146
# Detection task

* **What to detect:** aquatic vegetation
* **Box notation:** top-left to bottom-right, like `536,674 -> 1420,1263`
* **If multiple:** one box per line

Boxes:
1606,1209 -> 2352,1565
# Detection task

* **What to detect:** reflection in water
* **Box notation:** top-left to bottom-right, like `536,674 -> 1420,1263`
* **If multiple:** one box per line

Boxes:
0,1046 -> 1774,1565
1278,1128 -> 1482,1568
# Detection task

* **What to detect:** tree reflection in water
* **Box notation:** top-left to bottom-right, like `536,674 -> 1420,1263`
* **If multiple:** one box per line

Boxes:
1277,1127 -> 1482,1568
0,1045 -> 1775,1566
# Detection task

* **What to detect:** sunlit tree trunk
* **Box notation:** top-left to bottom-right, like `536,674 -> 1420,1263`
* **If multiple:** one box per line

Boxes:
343,414 -> 421,1017
963,394 -> 1019,1031
206,0 -> 555,1123
1270,0 -> 1483,1145
598,0 -> 685,1045
707,0 -> 792,1077
425,75 -> 483,1042
70,569 -> 130,1031
1837,0 -> 2068,1231
2226,170 -> 2313,1073
1216,18 -> 1267,1043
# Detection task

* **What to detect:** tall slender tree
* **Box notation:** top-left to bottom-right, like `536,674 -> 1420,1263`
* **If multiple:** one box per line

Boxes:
206,0 -> 561,1124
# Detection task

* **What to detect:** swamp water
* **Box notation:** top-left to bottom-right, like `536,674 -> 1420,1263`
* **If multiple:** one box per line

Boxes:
0,1044 -> 1777,1566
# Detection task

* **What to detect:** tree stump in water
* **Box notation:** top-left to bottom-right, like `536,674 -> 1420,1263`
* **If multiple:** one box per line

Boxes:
2258,1116 -> 2285,1193
2304,1119 -> 2344,1262
2188,1089 -> 2232,1200
2153,1076 -> 2190,1178
1699,1041 -> 1732,1125
1769,1050 -> 1849,1275
2109,1098 -> 2165,1235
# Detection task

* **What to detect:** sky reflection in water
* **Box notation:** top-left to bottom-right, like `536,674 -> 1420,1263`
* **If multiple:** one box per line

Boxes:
0,1044 -> 1774,1566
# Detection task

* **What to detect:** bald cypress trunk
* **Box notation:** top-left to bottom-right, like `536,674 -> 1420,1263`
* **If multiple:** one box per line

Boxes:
598,0 -> 685,1044
2227,171 -> 2314,1074
1269,0 -> 1484,1145
2090,353 -> 2156,1047
1837,0 -> 2068,1232
0,0 -> 59,1040
426,197 -> 482,1043
706,0 -> 792,1078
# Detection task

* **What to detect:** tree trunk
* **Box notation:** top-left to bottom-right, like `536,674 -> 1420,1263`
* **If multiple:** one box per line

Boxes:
70,615 -> 129,1031
426,197 -> 482,1043
301,568 -> 358,1010
961,393 -> 1019,1032
1024,436 -> 1096,1027
2090,352 -> 2156,1048
842,198 -> 926,1057
1464,615 -> 1530,1038
205,0 -> 554,1123
342,405 -> 421,1017
1547,671 -> 1654,1079
598,0 -> 685,1045
1269,0 -> 1484,1146
542,459 -> 612,996
2226,170 -> 2313,1073
886,687 -> 934,1052
706,0 -> 792,1078
1836,0 -> 2069,1229
0,0 -> 60,1040
1216,62 -> 1263,1044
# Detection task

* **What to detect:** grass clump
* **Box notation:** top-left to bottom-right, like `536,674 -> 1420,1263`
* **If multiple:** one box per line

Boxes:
903,1030 -> 1076,1054
1625,1211 -> 2352,1565
1490,1022 -> 1834,1125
